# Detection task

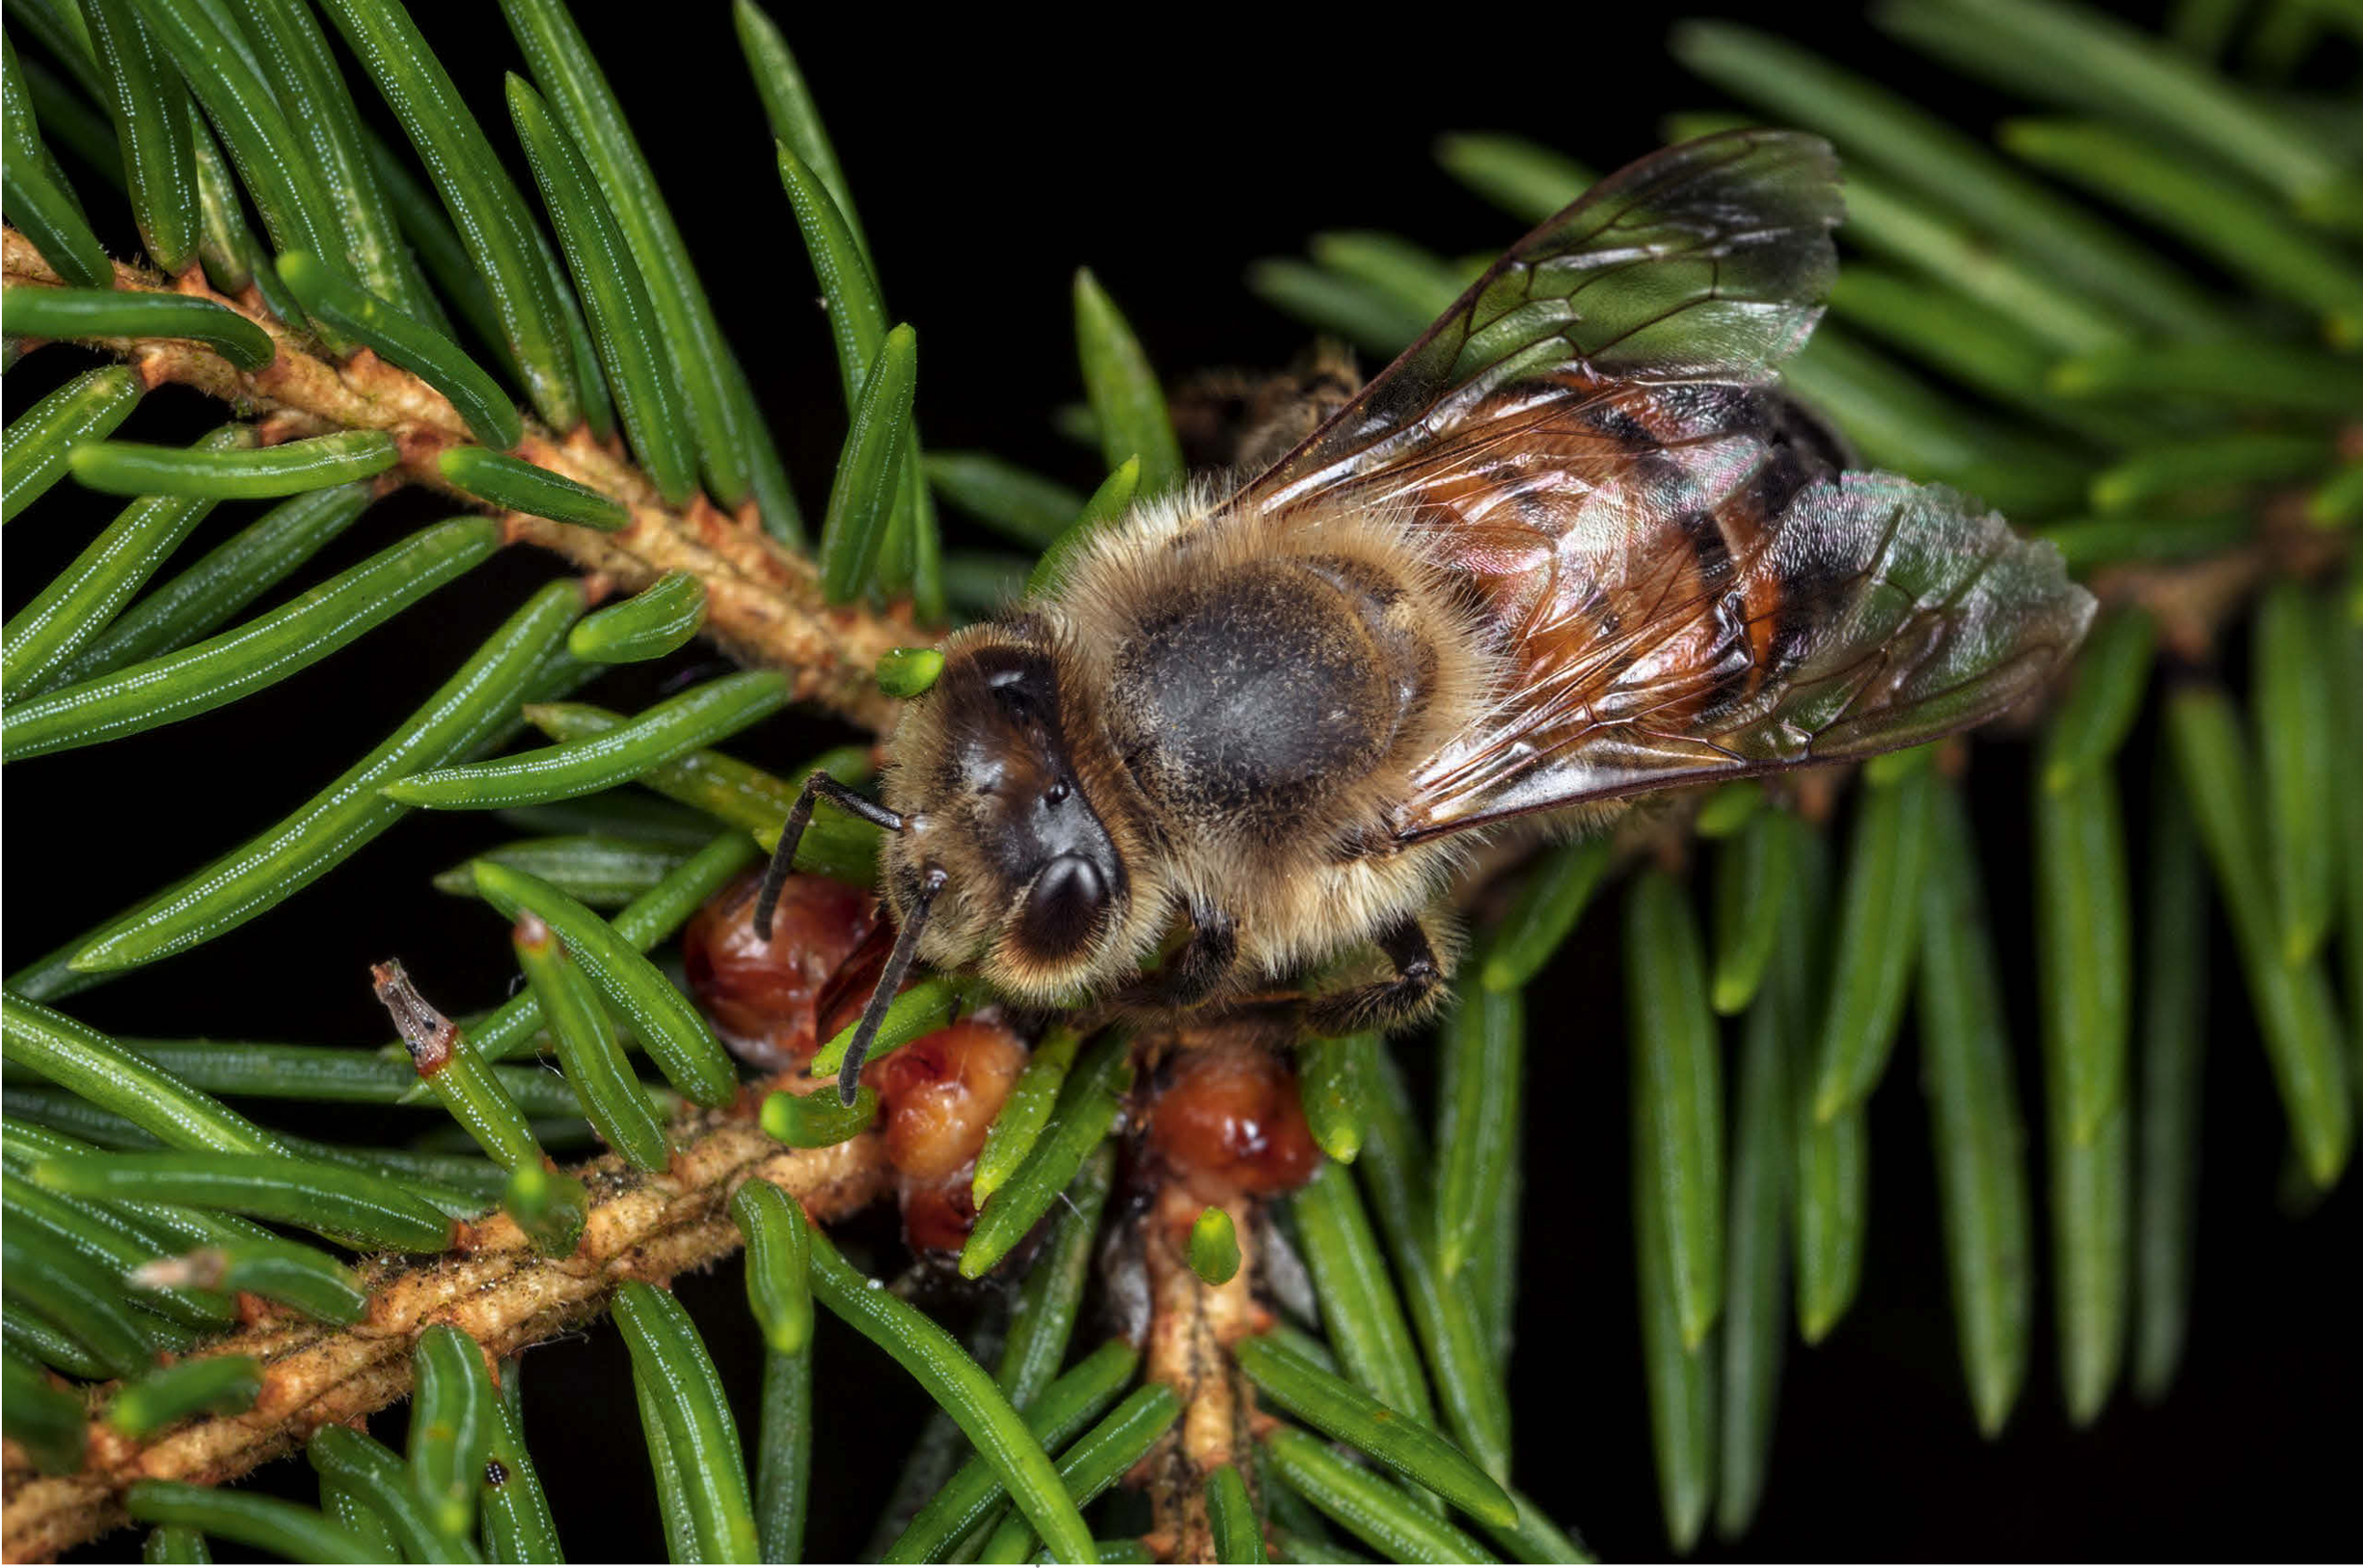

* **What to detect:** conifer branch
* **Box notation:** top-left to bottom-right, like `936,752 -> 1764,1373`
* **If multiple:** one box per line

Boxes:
0,1108 -> 892,1564
2,228 -> 920,732
1139,1186 -> 1268,1566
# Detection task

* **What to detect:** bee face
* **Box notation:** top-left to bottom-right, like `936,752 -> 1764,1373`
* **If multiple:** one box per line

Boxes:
883,622 -> 1150,997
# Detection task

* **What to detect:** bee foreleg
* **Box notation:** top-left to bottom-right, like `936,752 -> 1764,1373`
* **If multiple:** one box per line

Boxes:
1305,914 -> 1446,1037
1124,903 -> 1239,1009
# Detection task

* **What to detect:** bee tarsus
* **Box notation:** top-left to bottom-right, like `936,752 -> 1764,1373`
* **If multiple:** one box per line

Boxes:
1305,915 -> 1445,1037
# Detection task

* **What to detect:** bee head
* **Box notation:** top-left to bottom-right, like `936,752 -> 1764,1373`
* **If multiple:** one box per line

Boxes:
881,618 -> 1152,999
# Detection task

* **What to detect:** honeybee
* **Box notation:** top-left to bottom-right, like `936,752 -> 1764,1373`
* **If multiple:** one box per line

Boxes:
759,129 -> 2095,1098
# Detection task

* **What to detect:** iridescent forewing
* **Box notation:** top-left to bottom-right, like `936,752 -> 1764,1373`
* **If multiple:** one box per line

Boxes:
1387,454 -> 2094,840
1231,127 -> 1845,517
1216,129 -> 2091,841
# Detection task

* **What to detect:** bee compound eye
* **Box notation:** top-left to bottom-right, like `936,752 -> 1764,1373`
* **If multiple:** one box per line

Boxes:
1016,852 -> 1108,959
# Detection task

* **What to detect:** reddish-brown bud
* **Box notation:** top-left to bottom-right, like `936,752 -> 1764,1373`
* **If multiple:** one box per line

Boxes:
899,1178 -> 981,1255
1146,1040 -> 1320,1202
813,918 -> 899,1045
680,871 -> 877,1070
869,1018 -> 1028,1183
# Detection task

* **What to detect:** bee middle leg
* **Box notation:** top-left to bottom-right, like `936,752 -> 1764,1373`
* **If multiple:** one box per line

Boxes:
1306,915 -> 1446,1037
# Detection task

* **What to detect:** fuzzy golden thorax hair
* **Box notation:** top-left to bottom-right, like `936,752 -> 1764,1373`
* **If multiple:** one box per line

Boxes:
882,481 -> 1501,1004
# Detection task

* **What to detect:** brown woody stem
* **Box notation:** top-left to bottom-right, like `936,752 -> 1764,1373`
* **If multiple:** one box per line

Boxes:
0,1111 -> 891,1563
2,227 -> 923,732
1138,1185 -> 1270,1566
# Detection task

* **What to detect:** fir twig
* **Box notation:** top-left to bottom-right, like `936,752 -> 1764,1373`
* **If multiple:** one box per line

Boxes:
0,1109 -> 890,1561
1,228 -> 923,728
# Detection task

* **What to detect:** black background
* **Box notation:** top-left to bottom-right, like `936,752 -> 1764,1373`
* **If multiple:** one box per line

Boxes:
5,0 -> 2358,1560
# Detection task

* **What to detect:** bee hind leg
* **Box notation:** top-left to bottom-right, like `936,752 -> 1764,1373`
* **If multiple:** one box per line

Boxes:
1305,915 -> 1446,1037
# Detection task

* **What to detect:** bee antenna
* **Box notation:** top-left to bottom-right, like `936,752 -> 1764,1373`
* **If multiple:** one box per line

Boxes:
834,865 -> 948,1105
753,770 -> 906,941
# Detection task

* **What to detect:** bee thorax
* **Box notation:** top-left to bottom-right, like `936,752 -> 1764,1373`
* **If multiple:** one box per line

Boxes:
1104,556 -> 1423,843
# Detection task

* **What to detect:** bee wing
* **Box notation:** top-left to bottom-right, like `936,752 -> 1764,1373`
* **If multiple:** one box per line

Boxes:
1388,446 -> 2095,840
1232,127 -> 1843,516
1204,125 -> 2085,839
